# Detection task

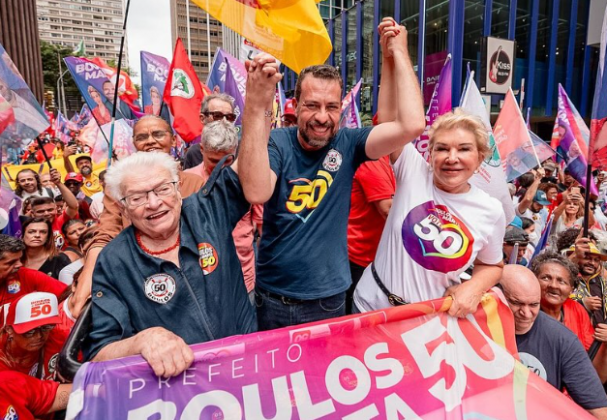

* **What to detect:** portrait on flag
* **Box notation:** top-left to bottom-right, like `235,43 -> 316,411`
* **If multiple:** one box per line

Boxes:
140,51 -> 170,116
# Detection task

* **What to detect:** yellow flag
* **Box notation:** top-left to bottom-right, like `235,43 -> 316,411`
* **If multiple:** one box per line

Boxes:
190,0 -> 332,74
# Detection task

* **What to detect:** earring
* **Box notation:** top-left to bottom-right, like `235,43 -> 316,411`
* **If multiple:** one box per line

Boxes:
474,169 -> 479,174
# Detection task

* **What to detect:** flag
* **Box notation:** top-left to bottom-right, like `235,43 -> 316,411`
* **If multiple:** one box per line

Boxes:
460,71 -> 515,224
530,215 -> 553,262
552,86 -> 598,195
163,38 -> 208,142
76,104 -> 92,127
206,48 -> 248,95
140,51 -> 170,116
341,79 -> 362,114
89,57 -> 140,112
340,80 -> 363,129
0,175 -> 21,238
494,89 -> 535,163
67,292 -> 593,419
505,131 -> 556,182
0,43 -> 49,146
72,39 -> 86,57
80,119 -> 135,163
413,55 -> 452,162
191,0 -> 331,73
223,59 -> 245,127
591,7 -> 607,168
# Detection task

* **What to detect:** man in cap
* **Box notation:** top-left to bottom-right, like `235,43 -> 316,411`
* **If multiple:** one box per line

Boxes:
501,265 -> 607,418
569,238 -> 607,326
64,172 -> 93,221
63,146 -> 102,198
503,227 -> 529,265
281,99 -> 297,127
0,292 -> 65,379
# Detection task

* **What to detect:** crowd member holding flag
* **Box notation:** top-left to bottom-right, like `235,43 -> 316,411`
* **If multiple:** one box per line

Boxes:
239,18 -> 425,329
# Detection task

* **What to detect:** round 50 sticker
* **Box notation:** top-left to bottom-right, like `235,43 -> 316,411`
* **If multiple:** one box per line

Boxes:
401,201 -> 474,272
198,243 -> 219,275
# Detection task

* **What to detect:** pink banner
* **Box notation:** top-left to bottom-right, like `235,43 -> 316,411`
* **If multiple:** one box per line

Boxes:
68,293 -> 591,419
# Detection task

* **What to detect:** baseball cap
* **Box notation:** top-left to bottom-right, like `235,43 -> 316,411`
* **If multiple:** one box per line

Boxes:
508,216 -> 523,229
503,227 -> 529,245
543,162 -> 556,172
64,172 -> 83,183
565,243 -> 607,261
283,99 -> 296,117
75,154 -> 92,164
5,292 -> 61,334
533,191 -> 551,205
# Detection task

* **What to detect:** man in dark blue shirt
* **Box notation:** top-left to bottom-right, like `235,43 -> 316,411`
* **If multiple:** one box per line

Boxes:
238,18 -> 426,329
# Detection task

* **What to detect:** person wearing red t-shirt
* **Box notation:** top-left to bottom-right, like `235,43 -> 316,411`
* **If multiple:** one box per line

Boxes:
0,371 -> 71,420
0,235 -> 66,307
346,155 -> 395,314
30,169 -> 78,250
0,292 -> 66,380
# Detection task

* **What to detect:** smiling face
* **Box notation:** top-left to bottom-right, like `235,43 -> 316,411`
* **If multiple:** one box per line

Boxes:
122,168 -> 181,240
565,201 -> 580,217
132,118 -> 175,154
430,128 -> 483,194
16,170 -> 38,194
538,262 -> 574,311
295,76 -> 341,150
578,253 -> 602,277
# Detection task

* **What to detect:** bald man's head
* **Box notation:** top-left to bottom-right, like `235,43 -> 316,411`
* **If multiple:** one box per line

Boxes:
500,265 -> 541,335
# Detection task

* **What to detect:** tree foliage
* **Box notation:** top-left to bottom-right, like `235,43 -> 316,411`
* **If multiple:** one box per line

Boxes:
40,41 -> 79,94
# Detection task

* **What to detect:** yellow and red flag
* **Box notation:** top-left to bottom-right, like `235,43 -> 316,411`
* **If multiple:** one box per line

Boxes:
191,0 -> 331,73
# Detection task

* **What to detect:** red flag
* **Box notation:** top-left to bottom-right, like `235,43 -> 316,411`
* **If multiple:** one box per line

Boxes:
493,89 -> 534,162
90,57 -> 140,112
163,38 -> 210,142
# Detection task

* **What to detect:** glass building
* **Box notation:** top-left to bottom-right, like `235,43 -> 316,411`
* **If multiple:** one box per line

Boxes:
282,0 -> 598,139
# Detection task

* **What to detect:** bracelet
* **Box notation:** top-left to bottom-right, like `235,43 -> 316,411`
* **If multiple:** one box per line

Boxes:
264,110 -> 273,118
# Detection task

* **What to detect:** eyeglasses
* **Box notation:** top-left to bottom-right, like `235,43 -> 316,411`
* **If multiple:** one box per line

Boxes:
133,130 -> 169,143
21,325 -> 54,338
202,111 -> 237,122
65,182 -> 81,187
121,181 -> 178,208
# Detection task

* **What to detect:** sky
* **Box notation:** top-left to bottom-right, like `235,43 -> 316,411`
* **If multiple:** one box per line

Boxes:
126,0 -> 173,86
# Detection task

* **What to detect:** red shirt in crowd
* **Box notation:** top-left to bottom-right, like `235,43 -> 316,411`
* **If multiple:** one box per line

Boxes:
347,156 -> 396,267
52,213 -> 72,250
1,268 -> 67,307
562,298 -> 595,351
0,371 -> 58,420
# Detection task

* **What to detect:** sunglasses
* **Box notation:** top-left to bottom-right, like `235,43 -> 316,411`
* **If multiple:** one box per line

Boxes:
203,111 -> 237,122
21,324 -> 55,337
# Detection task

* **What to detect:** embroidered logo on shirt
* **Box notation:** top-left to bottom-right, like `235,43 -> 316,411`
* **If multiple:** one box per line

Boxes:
7,280 -> 20,294
198,243 -> 218,275
286,170 -> 334,223
3,405 -> 18,420
322,149 -> 342,172
402,201 -> 474,272
144,274 -> 176,304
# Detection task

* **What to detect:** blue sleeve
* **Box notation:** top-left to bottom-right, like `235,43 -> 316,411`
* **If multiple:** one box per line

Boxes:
561,335 -> 607,409
351,127 -> 373,168
83,250 -> 135,361
268,136 -> 282,177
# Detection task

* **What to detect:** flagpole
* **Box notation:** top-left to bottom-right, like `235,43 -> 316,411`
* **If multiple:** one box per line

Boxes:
107,0 -> 131,166
511,89 -> 541,167
186,0 -> 192,60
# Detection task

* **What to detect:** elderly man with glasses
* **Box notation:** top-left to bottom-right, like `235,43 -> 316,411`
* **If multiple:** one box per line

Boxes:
183,93 -> 237,170
83,152 -> 255,378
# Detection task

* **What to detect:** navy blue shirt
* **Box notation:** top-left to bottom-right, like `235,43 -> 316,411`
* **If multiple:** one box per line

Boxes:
517,312 -> 607,410
84,168 -> 256,360
257,127 -> 372,299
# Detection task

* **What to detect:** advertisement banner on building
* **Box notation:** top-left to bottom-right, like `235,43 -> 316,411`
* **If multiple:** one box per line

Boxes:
482,37 -> 516,94
66,293 -> 591,420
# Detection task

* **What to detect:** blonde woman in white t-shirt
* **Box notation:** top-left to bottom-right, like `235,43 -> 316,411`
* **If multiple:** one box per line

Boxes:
354,109 -> 506,318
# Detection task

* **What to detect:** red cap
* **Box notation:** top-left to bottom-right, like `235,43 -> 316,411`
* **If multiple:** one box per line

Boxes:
5,292 -> 61,334
65,172 -> 83,183
284,99 -> 296,117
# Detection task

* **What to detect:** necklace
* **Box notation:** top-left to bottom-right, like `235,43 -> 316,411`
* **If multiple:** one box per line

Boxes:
135,231 -> 180,256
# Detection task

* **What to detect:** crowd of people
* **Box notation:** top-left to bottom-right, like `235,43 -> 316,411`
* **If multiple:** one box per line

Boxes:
3,17 -> 607,418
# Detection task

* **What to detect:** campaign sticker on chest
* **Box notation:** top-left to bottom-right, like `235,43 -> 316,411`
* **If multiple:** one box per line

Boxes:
322,149 -> 342,172
85,181 -> 93,188
402,201 -> 474,272
3,405 -> 17,420
53,231 -> 64,250
7,280 -> 20,294
198,243 -> 218,275
144,274 -> 176,304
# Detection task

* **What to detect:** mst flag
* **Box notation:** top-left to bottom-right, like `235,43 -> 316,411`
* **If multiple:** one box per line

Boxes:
67,292 -> 593,419
191,0 -> 331,73
163,38 -> 209,142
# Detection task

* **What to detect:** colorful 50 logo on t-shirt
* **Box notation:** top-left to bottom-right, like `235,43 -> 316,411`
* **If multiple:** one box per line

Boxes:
286,170 -> 334,222
401,201 -> 474,272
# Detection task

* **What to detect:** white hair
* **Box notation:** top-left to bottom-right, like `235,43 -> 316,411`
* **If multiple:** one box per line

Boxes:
104,152 -> 179,201
201,120 -> 238,153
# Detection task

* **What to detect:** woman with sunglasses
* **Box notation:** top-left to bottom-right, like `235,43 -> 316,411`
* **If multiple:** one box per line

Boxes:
21,218 -> 71,280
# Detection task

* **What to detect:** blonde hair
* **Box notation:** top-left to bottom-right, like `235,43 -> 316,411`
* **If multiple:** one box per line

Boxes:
428,108 -> 491,160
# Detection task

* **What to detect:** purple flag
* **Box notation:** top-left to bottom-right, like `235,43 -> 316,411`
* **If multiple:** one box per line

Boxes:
590,6 -> 607,168
0,174 -> 21,238
206,48 -> 247,96
413,55 -> 452,161
140,51 -> 170,116
223,59 -> 245,127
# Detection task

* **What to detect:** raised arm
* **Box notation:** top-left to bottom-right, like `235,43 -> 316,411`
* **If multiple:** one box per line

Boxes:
63,144 -> 77,173
49,168 -> 78,219
517,169 -> 544,214
365,18 -> 426,162
238,54 -> 282,204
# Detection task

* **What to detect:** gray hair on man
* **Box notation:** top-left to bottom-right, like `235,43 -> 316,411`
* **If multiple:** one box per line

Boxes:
0,235 -> 25,260
201,120 -> 238,153
201,93 -> 235,113
104,152 -> 179,202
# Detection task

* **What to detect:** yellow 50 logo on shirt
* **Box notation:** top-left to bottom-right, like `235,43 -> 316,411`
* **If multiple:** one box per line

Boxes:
286,170 -> 334,222
402,201 -> 474,272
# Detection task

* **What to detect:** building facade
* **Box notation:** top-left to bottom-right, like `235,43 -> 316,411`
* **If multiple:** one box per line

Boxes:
170,0 -> 223,82
315,0 -> 600,138
37,0 -> 128,65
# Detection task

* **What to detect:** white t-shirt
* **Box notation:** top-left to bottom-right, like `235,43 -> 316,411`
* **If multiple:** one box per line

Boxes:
58,259 -> 83,286
354,144 -> 506,312
516,206 -> 548,243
